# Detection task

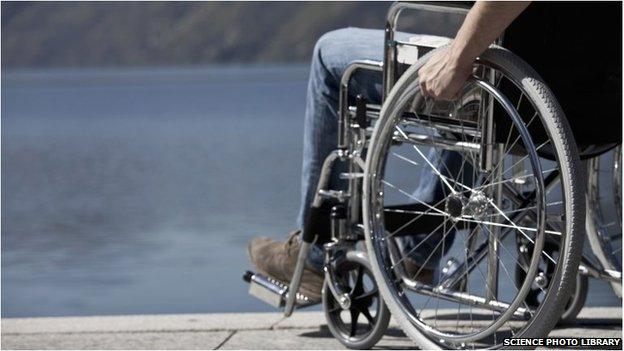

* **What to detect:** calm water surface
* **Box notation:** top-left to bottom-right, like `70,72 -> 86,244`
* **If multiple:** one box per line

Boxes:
1,66 -> 620,317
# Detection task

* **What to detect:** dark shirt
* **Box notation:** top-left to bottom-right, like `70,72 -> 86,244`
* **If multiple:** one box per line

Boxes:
503,2 -> 622,145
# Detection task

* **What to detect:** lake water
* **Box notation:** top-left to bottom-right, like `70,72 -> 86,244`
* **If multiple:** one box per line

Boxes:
2,66 -> 620,317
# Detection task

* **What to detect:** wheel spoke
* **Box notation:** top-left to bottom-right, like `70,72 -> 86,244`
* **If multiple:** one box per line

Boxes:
392,152 -> 419,167
350,266 -> 364,295
485,198 -> 557,264
421,108 -> 464,193
484,139 -> 548,189
480,112 -> 540,187
365,60 -> 573,347
354,289 -> 378,305
482,224 -> 545,304
384,208 -> 446,217
382,179 -> 449,216
395,126 -> 459,194
457,217 -> 561,237
349,308 -> 360,337
357,305 -> 375,325
471,168 -> 556,193
415,222 -> 460,315
327,304 -> 342,314
391,216 -> 453,269
384,196 -> 450,239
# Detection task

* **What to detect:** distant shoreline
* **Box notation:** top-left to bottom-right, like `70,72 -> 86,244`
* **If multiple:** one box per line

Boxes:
2,62 -> 310,76
1,64 -> 311,86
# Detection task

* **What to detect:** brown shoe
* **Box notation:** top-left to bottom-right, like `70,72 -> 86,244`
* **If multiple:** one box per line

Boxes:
403,258 -> 435,285
248,231 -> 324,301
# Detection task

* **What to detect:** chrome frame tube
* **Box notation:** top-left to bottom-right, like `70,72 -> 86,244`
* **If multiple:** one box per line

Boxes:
323,264 -> 351,309
291,60 -> 382,318
401,119 -> 481,138
486,144 -> 504,301
350,104 -> 483,138
479,83 -> 495,171
348,151 -> 361,228
284,240 -> 313,316
394,131 -> 481,153
323,242 -> 353,309
312,150 -> 343,207
285,150 -> 342,316
338,60 -> 383,149
579,261 -> 622,283
339,61 -> 383,248
404,281 -> 532,319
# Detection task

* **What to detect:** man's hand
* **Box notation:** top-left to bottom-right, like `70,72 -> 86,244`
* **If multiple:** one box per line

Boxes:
417,1 -> 531,101
418,47 -> 473,101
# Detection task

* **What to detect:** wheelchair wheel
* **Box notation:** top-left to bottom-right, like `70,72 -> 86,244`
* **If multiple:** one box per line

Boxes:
363,46 -> 584,349
322,251 -> 390,349
586,146 -> 622,297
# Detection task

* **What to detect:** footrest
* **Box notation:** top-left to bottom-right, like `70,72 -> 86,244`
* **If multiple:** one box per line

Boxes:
243,271 -> 318,308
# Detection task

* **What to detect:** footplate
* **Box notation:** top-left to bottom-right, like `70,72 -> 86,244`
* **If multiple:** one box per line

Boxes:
243,271 -> 318,308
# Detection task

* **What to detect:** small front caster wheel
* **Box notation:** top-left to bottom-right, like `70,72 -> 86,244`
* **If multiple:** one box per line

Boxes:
322,251 -> 390,349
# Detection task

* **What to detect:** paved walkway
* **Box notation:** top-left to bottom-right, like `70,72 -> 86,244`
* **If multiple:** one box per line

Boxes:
2,307 -> 621,349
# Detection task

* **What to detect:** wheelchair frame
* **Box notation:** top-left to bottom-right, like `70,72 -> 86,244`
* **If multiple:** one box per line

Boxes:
287,0 -> 517,317
246,1 -> 622,345
286,1 -> 477,317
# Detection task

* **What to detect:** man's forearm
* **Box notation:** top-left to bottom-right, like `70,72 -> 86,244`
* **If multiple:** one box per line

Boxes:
449,1 -> 531,66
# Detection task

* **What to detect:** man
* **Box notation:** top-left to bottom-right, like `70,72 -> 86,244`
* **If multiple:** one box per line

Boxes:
248,1 -> 622,301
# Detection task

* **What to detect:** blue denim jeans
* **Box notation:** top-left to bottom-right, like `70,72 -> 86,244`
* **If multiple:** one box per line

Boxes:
298,28 -> 460,271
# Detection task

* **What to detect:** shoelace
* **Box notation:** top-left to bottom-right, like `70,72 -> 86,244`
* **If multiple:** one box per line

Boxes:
283,231 -> 301,257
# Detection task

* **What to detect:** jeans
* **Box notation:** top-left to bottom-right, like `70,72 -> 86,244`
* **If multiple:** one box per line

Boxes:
298,27 -> 460,271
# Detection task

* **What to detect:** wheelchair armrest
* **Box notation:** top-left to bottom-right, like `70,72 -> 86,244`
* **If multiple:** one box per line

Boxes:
386,1 -> 470,30
397,34 -> 452,65
383,2 -> 470,97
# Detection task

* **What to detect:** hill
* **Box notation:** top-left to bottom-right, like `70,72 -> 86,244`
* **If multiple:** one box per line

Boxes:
1,1 -> 463,68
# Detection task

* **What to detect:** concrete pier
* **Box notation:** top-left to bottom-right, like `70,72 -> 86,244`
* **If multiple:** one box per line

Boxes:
2,307 -> 621,349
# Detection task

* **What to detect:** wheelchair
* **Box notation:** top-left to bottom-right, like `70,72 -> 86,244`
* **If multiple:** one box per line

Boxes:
245,2 -> 622,349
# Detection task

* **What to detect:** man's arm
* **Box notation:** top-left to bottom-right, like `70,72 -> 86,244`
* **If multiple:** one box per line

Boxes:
418,1 -> 530,100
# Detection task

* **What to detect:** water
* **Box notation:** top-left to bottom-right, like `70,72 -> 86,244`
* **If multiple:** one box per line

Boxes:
2,66 -> 620,318
2,66 -> 309,317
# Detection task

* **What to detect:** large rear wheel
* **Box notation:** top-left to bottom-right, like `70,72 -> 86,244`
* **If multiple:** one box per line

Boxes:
363,46 -> 584,349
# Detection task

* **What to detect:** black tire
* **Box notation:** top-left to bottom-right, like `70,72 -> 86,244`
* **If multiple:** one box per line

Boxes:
363,46 -> 585,349
322,251 -> 391,349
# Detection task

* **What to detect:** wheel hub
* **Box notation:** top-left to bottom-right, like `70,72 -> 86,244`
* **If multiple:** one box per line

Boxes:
445,191 -> 492,221
445,195 -> 464,218
464,191 -> 491,221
